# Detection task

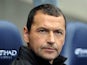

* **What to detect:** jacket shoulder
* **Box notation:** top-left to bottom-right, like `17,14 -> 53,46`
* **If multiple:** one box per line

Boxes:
10,58 -> 32,65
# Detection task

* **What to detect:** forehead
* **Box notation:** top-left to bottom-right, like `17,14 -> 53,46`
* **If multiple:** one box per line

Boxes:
32,12 -> 65,29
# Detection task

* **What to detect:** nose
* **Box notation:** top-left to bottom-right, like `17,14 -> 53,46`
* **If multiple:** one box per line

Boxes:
47,32 -> 55,44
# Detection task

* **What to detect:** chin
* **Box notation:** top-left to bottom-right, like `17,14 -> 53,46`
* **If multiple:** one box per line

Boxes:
42,55 -> 57,61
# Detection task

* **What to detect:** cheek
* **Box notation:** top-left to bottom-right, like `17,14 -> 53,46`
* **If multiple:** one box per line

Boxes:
29,35 -> 45,50
33,35 -> 45,44
58,36 -> 65,46
56,39 -> 65,51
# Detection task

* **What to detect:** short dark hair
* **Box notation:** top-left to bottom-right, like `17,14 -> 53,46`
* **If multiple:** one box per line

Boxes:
26,4 -> 66,31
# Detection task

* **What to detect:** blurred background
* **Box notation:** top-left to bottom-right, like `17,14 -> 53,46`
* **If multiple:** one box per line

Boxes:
0,0 -> 87,41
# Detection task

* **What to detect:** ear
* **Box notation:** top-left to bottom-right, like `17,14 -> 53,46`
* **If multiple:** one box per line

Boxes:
23,26 -> 29,43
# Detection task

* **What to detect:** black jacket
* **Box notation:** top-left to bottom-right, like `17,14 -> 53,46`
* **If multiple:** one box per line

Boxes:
11,46 -> 67,65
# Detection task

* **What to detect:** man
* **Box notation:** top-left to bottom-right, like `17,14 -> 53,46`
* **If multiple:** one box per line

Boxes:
11,4 -> 67,65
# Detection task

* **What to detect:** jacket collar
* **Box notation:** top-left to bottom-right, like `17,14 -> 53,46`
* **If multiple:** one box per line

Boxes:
53,55 -> 67,65
19,46 -> 67,65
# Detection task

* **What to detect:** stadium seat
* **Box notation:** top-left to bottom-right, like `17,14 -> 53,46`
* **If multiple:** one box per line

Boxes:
61,22 -> 87,65
0,21 -> 23,65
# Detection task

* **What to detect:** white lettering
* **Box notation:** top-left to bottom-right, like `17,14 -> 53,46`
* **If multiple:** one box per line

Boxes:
0,50 -> 17,56
75,48 -> 87,57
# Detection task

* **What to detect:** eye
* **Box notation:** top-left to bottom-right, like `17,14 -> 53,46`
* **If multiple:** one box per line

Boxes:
54,30 -> 63,35
39,29 -> 46,32
37,28 -> 48,33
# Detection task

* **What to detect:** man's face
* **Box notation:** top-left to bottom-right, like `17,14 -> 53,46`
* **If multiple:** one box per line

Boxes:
24,12 -> 65,61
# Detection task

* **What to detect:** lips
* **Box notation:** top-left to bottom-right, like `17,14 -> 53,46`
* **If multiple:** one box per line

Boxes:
42,47 -> 57,52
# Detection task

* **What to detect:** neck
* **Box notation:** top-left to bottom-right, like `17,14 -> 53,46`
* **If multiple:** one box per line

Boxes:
49,60 -> 53,65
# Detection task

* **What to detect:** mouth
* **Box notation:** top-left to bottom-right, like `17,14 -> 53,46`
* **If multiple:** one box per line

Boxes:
42,47 -> 57,53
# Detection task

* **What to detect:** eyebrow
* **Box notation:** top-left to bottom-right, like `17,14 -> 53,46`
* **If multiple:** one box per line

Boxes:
37,27 -> 65,32
37,27 -> 49,31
